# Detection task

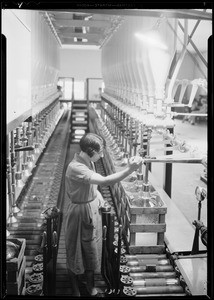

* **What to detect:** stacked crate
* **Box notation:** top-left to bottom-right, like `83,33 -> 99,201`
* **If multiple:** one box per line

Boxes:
6,238 -> 26,295
120,183 -> 167,254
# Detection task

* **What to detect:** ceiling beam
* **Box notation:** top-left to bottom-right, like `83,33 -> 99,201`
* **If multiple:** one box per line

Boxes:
167,20 -> 207,78
58,27 -> 103,34
62,40 -> 100,46
53,19 -> 111,28
178,20 -> 207,67
61,33 -> 103,39
52,9 -> 212,21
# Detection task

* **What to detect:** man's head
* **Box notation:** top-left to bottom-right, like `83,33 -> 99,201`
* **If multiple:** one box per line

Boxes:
79,133 -> 105,161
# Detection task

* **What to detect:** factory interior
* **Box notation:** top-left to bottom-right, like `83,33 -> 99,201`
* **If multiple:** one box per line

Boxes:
2,5 -> 213,299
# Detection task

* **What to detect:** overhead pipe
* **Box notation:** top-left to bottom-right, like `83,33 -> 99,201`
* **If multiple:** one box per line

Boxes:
132,17 -> 147,110
115,34 -> 123,101
113,42 -> 120,100
101,47 -> 108,95
134,18 -> 148,112
122,21 -> 133,105
127,19 -> 140,108
125,21 -> 135,105
115,38 -> 123,101
147,18 -> 173,118
119,26 -> 128,104
135,48 -> 146,111
107,46 -> 116,98
110,45 -> 117,98
142,51 -> 155,114
117,29 -> 126,102
119,26 -> 129,104
137,17 -> 157,114
166,19 -> 189,104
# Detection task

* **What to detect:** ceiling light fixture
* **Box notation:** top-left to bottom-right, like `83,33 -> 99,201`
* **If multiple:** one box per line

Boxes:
83,26 -> 86,34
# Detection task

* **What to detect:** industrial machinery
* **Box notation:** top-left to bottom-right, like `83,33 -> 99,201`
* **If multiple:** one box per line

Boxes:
5,100 -> 208,297
4,7 -> 211,298
89,100 -> 208,297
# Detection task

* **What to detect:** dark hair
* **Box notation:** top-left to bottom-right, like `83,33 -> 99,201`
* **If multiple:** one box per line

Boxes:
79,133 -> 105,157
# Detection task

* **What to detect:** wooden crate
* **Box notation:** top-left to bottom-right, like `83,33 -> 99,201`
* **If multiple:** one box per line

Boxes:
99,136 -> 167,254
6,238 -> 26,272
7,256 -> 26,295
119,183 -> 167,254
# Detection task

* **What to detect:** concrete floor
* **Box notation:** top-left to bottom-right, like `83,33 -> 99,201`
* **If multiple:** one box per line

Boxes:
151,118 -> 208,229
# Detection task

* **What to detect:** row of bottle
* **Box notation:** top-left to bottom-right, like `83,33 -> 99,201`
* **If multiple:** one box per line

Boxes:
6,100 -> 64,226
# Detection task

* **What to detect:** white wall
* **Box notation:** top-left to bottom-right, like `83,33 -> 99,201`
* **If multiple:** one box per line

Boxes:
31,11 -> 61,116
59,48 -> 102,81
2,9 -> 61,129
2,9 -> 31,125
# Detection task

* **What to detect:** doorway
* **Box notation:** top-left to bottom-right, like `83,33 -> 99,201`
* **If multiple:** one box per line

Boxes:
74,81 -> 85,100
57,77 -> 74,108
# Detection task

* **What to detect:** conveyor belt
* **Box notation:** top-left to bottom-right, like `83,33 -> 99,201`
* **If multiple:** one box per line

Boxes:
8,109 -> 70,288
